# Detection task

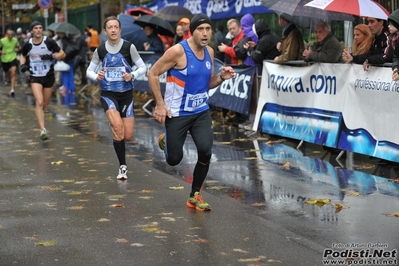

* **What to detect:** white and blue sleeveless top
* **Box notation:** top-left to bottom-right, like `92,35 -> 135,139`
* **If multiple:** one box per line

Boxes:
28,36 -> 54,77
164,40 -> 212,117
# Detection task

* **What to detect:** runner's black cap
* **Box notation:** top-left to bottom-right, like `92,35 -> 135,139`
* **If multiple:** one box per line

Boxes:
189,14 -> 212,34
30,21 -> 42,31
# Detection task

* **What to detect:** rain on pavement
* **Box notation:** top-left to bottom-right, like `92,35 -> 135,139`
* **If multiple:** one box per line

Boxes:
5,85 -> 399,259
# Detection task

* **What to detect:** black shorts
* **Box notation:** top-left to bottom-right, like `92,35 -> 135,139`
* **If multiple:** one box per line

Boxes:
100,90 -> 134,118
2,59 -> 18,73
30,75 -> 55,88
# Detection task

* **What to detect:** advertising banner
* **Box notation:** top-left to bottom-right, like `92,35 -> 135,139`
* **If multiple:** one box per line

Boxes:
254,62 -> 399,163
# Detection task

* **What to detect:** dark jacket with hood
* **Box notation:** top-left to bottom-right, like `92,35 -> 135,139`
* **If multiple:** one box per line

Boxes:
234,14 -> 258,66
249,19 -> 281,64
389,8 -> 399,70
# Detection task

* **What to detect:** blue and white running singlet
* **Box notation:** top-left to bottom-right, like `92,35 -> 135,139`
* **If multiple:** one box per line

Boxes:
100,44 -> 133,92
164,40 -> 212,117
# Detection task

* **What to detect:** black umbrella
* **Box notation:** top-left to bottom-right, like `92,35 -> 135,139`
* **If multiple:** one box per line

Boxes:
154,6 -> 193,22
134,15 -> 174,37
47,22 -> 81,35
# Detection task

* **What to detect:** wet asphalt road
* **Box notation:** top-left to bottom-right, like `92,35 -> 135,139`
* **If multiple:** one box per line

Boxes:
1,85 -> 398,266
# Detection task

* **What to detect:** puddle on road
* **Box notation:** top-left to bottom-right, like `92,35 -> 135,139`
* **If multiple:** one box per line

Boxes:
50,94 -> 399,216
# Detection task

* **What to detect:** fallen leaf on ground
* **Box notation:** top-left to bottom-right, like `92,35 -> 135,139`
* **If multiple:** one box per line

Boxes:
35,240 -> 56,247
67,205 -> 84,210
193,238 -> 209,243
97,218 -> 110,222
348,191 -> 360,196
131,243 -> 145,247
111,203 -> 125,208
386,212 -> 399,217
116,238 -> 128,243
40,186 -> 62,191
251,202 -> 265,207
139,190 -> 154,193
238,256 -> 266,262
138,196 -> 153,200
305,199 -> 331,207
169,186 -> 184,190
51,161 -> 64,165
335,203 -> 350,213
233,248 -> 248,253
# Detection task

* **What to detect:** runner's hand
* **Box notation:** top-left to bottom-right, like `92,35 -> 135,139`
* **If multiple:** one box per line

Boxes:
40,54 -> 54,60
20,64 -> 29,73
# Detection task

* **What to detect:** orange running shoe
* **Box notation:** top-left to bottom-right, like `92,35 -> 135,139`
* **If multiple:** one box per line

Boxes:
158,133 -> 165,150
186,192 -> 211,211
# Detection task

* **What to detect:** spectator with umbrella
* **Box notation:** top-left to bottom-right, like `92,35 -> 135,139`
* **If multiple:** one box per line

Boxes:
143,25 -> 165,53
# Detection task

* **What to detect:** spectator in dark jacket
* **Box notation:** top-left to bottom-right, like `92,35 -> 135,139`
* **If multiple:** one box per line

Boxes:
234,14 -> 258,66
354,17 -> 392,71
302,21 -> 343,63
143,25 -> 164,53
247,19 -> 281,64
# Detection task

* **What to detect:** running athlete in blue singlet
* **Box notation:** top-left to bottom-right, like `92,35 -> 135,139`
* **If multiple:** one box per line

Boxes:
86,16 -> 147,180
148,14 -> 235,211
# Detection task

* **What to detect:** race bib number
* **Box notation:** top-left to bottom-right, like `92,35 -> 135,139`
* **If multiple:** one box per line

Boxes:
105,67 -> 125,81
31,62 -> 48,75
184,92 -> 208,112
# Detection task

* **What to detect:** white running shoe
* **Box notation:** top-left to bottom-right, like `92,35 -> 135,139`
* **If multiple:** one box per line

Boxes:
40,128 -> 48,140
117,165 -> 128,180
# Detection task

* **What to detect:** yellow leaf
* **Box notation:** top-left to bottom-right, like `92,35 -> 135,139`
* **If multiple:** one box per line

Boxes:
139,190 -> 155,193
143,227 -> 159,232
305,198 -> 331,206
116,238 -> 128,243
220,141 -> 232,145
97,218 -> 110,222
35,240 -> 56,247
349,191 -> 360,196
51,161 -> 64,165
40,186 -> 62,191
251,202 -> 265,207
169,186 -> 184,190
68,191 -> 82,195
386,212 -> 399,217
67,205 -> 84,210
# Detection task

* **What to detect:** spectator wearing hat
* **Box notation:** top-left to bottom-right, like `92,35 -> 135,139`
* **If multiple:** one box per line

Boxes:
274,14 -> 305,64
178,17 -> 191,40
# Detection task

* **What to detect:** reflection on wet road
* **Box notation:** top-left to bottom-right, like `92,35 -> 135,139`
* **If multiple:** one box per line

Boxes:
50,93 -> 399,248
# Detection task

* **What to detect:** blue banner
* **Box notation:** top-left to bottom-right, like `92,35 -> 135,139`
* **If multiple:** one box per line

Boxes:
133,53 -> 255,115
126,0 -> 273,20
